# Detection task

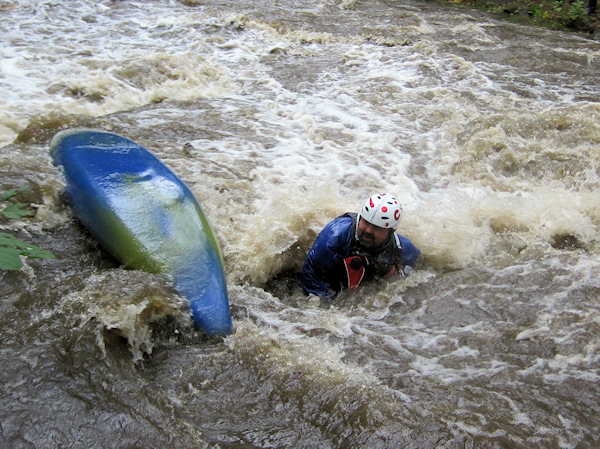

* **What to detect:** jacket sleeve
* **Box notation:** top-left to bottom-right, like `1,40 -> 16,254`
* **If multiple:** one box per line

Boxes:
302,218 -> 352,299
398,235 -> 420,267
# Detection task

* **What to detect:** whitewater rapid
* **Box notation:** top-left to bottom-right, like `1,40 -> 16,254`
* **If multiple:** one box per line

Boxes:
1,1 -> 599,448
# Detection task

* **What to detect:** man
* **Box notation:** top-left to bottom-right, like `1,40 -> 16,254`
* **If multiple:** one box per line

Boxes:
302,193 -> 420,300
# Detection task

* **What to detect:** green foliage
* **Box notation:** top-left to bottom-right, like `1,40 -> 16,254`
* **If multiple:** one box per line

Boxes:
552,0 -> 590,27
520,0 -> 591,28
445,0 -> 594,33
2,188 -> 35,219
0,188 -> 55,270
529,3 -> 550,20
565,1 -> 588,22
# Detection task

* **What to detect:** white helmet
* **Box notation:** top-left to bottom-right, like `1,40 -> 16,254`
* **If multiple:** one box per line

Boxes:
359,193 -> 403,230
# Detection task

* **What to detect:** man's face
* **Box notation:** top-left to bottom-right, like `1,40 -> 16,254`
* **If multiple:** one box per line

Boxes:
357,217 -> 391,250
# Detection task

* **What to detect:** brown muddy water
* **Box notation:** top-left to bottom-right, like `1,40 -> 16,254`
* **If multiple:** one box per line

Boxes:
1,1 -> 599,448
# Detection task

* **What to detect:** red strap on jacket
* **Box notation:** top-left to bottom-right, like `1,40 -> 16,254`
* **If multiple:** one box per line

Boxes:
344,256 -> 365,290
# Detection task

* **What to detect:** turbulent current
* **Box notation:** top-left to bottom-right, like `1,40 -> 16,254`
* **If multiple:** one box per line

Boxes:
1,1 -> 599,448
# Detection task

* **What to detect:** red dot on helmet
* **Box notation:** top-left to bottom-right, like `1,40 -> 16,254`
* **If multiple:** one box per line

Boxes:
382,206 -> 388,212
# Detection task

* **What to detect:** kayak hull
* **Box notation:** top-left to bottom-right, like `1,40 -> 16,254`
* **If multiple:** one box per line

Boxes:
51,128 -> 232,335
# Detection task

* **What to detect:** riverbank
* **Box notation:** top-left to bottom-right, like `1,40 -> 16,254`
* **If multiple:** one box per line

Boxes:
440,0 -> 598,36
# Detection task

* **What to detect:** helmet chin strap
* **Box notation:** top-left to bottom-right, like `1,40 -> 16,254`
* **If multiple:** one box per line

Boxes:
355,214 -> 361,241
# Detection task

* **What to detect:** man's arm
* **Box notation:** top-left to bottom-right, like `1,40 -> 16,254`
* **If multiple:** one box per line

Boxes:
302,244 -> 337,299
302,219 -> 351,299
398,235 -> 420,267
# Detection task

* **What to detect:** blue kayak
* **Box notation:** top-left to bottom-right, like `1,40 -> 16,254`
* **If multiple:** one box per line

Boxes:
51,128 -> 232,336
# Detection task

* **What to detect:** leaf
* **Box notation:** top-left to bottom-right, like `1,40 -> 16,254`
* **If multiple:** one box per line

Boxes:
1,188 -> 24,201
2,203 -> 34,219
0,246 -> 23,270
0,189 -> 55,271
21,242 -> 55,259
0,232 -> 55,271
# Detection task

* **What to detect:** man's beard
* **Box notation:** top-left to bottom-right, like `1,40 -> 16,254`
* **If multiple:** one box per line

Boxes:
358,230 -> 390,251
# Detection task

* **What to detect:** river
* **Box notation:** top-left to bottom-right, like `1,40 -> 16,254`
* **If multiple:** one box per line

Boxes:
1,0 -> 599,448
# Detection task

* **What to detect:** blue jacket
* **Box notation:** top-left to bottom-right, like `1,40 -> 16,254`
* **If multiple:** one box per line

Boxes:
302,213 -> 420,299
